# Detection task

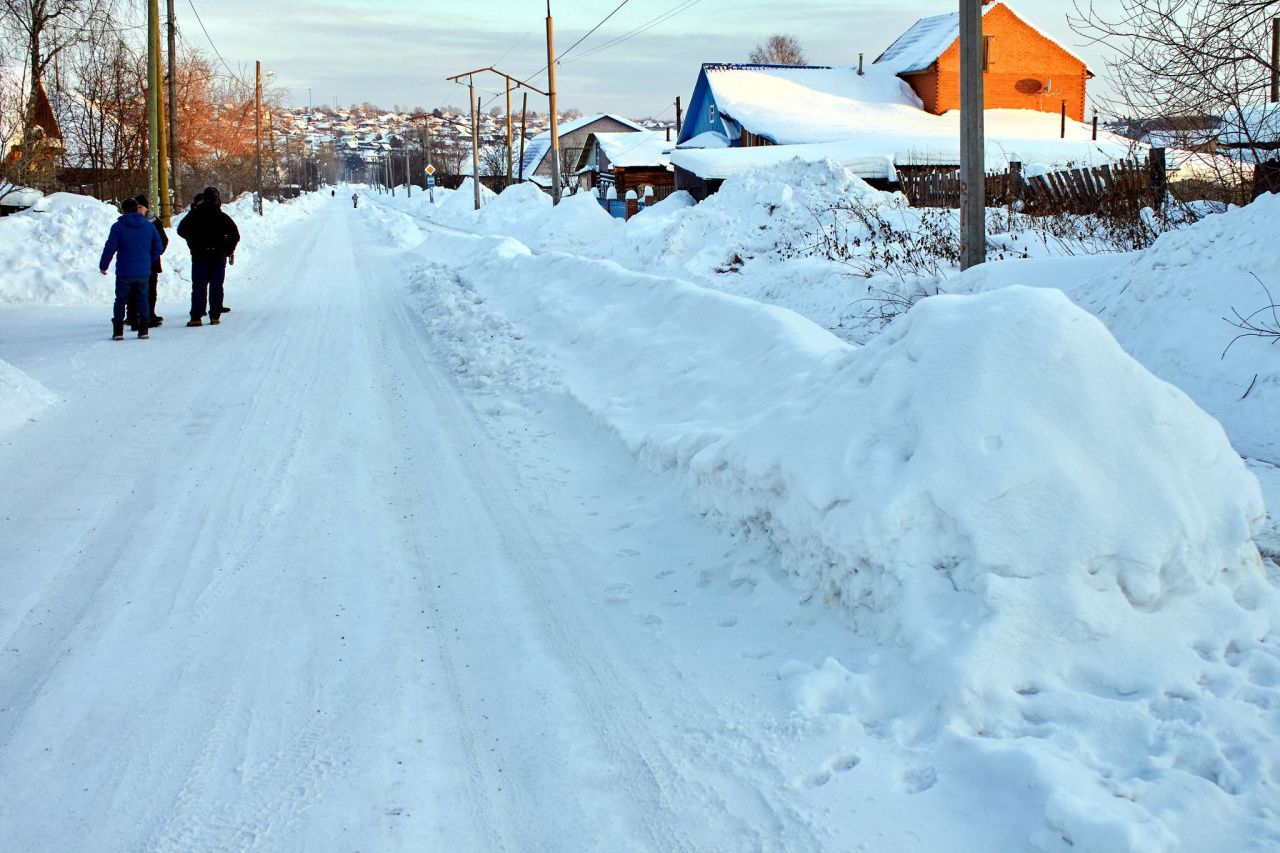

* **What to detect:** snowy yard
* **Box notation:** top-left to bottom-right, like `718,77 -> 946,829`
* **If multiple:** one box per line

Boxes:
1,175 -> 1277,852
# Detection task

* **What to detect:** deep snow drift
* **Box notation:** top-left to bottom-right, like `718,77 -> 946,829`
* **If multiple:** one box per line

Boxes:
0,191 -> 323,306
405,217 -> 1277,852
4,179 -> 1278,852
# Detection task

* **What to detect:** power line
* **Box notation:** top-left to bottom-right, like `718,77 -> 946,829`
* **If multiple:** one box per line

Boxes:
559,0 -> 632,60
186,0 -> 244,83
567,0 -> 705,64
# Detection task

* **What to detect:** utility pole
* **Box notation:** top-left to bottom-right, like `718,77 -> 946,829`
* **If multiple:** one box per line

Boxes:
1272,17 -> 1279,103
519,91 -> 528,182
146,0 -> 161,209
405,144 -> 410,197
546,1 -> 562,203
675,96 -> 682,137
255,60 -> 263,216
505,76 -> 513,187
469,79 -> 480,208
165,0 -> 178,223
959,0 -> 985,270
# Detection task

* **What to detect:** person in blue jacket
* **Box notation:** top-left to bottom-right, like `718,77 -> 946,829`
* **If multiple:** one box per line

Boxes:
99,197 -> 164,340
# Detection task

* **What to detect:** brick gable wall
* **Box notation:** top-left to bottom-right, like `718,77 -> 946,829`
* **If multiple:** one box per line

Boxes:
900,5 -> 1089,122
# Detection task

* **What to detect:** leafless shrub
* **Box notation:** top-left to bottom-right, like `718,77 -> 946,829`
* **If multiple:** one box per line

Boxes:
1222,272 -> 1280,358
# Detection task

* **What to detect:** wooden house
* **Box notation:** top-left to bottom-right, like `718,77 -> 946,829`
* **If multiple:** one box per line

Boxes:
575,131 -> 674,198
874,1 -> 1092,122
520,113 -> 645,188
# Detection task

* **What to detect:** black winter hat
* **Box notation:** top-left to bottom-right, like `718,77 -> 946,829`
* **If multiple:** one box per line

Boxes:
133,194 -> 149,208
122,198 -> 139,213
202,186 -> 221,204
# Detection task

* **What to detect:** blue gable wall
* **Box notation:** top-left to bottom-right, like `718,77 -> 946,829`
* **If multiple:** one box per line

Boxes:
677,66 -> 728,145
677,63 -> 841,147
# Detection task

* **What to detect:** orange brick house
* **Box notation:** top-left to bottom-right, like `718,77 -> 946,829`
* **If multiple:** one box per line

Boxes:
874,1 -> 1092,122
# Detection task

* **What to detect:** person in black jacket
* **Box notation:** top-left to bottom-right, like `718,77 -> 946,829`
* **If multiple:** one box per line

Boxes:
177,186 -> 240,327
124,195 -> 169,330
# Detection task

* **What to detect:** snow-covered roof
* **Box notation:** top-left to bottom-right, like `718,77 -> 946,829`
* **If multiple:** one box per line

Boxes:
592,131 -> 672,168
520,114 -> 646,175
874,2 -> 1088,75
671,109 -> 1143,180
701,64 -> 928,144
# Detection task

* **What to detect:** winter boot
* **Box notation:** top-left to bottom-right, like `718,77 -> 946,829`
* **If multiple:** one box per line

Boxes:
210,314 -> 220,325
151,315 -> 164,327
112,319 -> 124,340
138,325 -> 149,339
186,318 -> 202,327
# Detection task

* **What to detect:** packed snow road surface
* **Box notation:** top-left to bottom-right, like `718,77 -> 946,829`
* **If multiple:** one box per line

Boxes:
0,197 -> 831,851
2,189 -> 1278,852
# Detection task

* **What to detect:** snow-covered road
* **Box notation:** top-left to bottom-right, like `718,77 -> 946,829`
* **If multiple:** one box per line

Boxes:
0,196 -> 882,852
4,190 -> 1278,853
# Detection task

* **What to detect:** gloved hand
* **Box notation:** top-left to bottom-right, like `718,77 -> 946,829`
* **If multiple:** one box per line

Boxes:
100,269 -> 107,276
228,254 -> 235,266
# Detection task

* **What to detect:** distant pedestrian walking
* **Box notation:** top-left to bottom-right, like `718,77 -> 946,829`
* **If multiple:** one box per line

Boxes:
331,189 -> 335,197
99,197 -> 164,340
352,192 -> 359,208
177,186 -> 240,328
123,195 -> 169,330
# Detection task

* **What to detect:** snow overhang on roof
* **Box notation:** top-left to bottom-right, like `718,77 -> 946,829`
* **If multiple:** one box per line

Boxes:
874,2 -> 1090,76
593,131 -> 672,168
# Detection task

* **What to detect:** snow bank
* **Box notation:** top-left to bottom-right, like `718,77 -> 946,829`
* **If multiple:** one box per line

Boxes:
0,191 -> 324,306
950,193 -> 1280,464
0,357 -> 57,434
409,227 -> 1276,851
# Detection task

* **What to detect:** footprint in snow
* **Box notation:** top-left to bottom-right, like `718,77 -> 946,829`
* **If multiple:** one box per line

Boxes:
902,766 -> 938,794
604,583 -> 633,604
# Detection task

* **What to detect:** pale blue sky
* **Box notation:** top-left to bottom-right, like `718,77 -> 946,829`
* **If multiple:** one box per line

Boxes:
182,0 -> 1124,117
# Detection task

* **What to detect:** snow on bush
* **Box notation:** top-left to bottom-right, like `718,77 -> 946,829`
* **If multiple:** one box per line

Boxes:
409,227 -> 1277,851
0,190 -> 322,306
0,357 -> 57,434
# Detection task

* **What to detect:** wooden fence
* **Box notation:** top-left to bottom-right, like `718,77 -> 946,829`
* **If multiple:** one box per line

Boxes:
899,149 -> 1167,214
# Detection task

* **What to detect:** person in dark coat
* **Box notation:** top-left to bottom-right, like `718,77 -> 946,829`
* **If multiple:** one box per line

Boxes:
177,186 -> 240,327
124,194 -> 169,330
99,197 -> 164,340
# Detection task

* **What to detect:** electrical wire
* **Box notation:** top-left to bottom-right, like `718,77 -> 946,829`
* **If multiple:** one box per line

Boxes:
566,0 -> 704,64
186,0 -> 245,83
559,0 -> 632,60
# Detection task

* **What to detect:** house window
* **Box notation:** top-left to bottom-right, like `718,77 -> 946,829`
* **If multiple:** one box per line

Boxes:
709,104 -> 717,125
983,36 -> 993,72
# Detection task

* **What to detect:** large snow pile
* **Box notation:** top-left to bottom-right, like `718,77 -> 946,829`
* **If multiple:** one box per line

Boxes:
0,357 -> 57,435
949,193 -> 1280,465
409,227 -> 1277,851
0,191 -> 323,306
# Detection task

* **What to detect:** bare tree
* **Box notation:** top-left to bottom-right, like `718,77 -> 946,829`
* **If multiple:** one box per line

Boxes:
748,34 -> 806,65
1071,0 -> 1279,203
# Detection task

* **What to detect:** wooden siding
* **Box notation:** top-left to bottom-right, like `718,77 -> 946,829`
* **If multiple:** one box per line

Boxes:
613,166 -> 674,198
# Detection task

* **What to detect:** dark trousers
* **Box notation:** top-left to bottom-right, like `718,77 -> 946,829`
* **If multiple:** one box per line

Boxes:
191,257 -> 227,320
125,269 -> 160,327
114,277 -> 150,328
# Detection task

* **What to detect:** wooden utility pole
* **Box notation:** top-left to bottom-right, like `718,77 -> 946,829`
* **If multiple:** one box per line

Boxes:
469,79 -> 480,208
505,77 -> 514,186
405,144 -> 411,197
959,0 -> 985,270
255,61 -> 263,216
165,0 -> 179,222
675,96 -> 682,136
519,92 -> 528,182
1272,17 -> 1279,103
546,1 -> 562,203
146,0 -> 161,208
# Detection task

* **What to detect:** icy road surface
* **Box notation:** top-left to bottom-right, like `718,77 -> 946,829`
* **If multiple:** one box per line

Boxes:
0,196 -> 980,852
